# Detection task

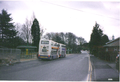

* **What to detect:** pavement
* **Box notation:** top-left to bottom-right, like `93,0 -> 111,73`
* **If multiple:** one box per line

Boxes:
20,57 -> 37,62
90,54 -> 119,81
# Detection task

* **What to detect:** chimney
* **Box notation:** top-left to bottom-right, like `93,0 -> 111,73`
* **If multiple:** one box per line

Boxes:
112,35 -> 114,40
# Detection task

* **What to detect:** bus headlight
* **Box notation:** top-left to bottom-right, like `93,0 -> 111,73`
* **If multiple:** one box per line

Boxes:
38,54 -> 40,57
48,55 -> 50,57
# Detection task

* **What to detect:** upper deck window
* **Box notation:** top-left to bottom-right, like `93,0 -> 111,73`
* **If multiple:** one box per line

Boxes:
62,45 -> 66,47
41,41 -> 49,44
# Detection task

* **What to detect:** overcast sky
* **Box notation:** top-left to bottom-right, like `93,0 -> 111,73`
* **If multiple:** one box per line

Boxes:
0,0 -> 120,42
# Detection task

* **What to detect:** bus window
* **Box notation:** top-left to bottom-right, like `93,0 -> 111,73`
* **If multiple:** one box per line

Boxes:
42,46 -> 47,52
41,41 -> 49,44
51,42 -> 53,46
54,43 -> 58,46
62,45 -> 66,47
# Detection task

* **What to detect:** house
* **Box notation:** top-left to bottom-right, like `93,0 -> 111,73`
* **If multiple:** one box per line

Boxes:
103,37 -> 120,61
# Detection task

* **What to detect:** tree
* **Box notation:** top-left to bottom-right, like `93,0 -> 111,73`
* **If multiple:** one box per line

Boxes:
44,32 -> 52,40
89,22 -> 103,56
20,18 -> 32,44
31,18 -> 40,50
101,34 -> 109,45
43,32 -> 87,53
59,32 -> 65,44
0,9 -> 17,48
81,43 -> 89,50
44,32 -> 64,44
77,37 -> 87,45
53,33 -> 65,44
65,32 -> 77,53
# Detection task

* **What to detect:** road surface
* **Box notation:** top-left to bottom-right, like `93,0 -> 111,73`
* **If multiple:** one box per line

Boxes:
0,51 -> 89,81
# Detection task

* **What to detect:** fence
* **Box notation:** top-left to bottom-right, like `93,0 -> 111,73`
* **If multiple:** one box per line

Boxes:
0,48 -> 21,65
20,49 -> 37,59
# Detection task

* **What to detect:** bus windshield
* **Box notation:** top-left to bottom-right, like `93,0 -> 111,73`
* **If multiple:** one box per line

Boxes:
41,41 -> 49,44
62,45 -> 66,47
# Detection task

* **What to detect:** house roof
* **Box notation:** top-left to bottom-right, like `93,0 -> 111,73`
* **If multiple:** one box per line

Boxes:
103,37 -> 120,47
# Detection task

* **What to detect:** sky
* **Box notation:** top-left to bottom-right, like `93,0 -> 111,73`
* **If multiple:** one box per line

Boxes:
0,0 -> 120,42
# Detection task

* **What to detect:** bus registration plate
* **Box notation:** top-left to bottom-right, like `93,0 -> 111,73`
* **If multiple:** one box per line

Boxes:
40,56 -> 48,58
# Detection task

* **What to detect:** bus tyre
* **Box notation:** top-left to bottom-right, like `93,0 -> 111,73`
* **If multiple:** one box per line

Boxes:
64,54 -> 66,58
49,56 -> 53,60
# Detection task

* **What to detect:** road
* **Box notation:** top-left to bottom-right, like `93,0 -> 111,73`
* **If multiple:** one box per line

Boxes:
0,51 -> 89,81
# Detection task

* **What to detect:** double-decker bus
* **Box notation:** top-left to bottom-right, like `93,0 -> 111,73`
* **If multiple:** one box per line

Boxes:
37,39 -> 66,60
59,43 -> 66,58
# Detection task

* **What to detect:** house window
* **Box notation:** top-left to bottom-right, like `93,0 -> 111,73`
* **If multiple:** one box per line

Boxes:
114,48 -> 117,51
106,48 -> 108,52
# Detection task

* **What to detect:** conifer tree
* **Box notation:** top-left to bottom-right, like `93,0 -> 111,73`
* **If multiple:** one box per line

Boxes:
31,18 -> 40,50
101,34 -> 109,45
0,9 -> 17,48
89,22 -> 103,56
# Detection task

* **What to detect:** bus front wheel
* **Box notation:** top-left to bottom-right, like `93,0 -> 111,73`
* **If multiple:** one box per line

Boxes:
49,56 -> 53,60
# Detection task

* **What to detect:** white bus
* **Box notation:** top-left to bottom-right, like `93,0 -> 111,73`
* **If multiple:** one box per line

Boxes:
37,39 -> 66,60
59,43 -> 66,58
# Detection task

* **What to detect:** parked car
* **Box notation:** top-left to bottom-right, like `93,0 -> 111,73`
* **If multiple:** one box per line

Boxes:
116,54 -> 119,70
